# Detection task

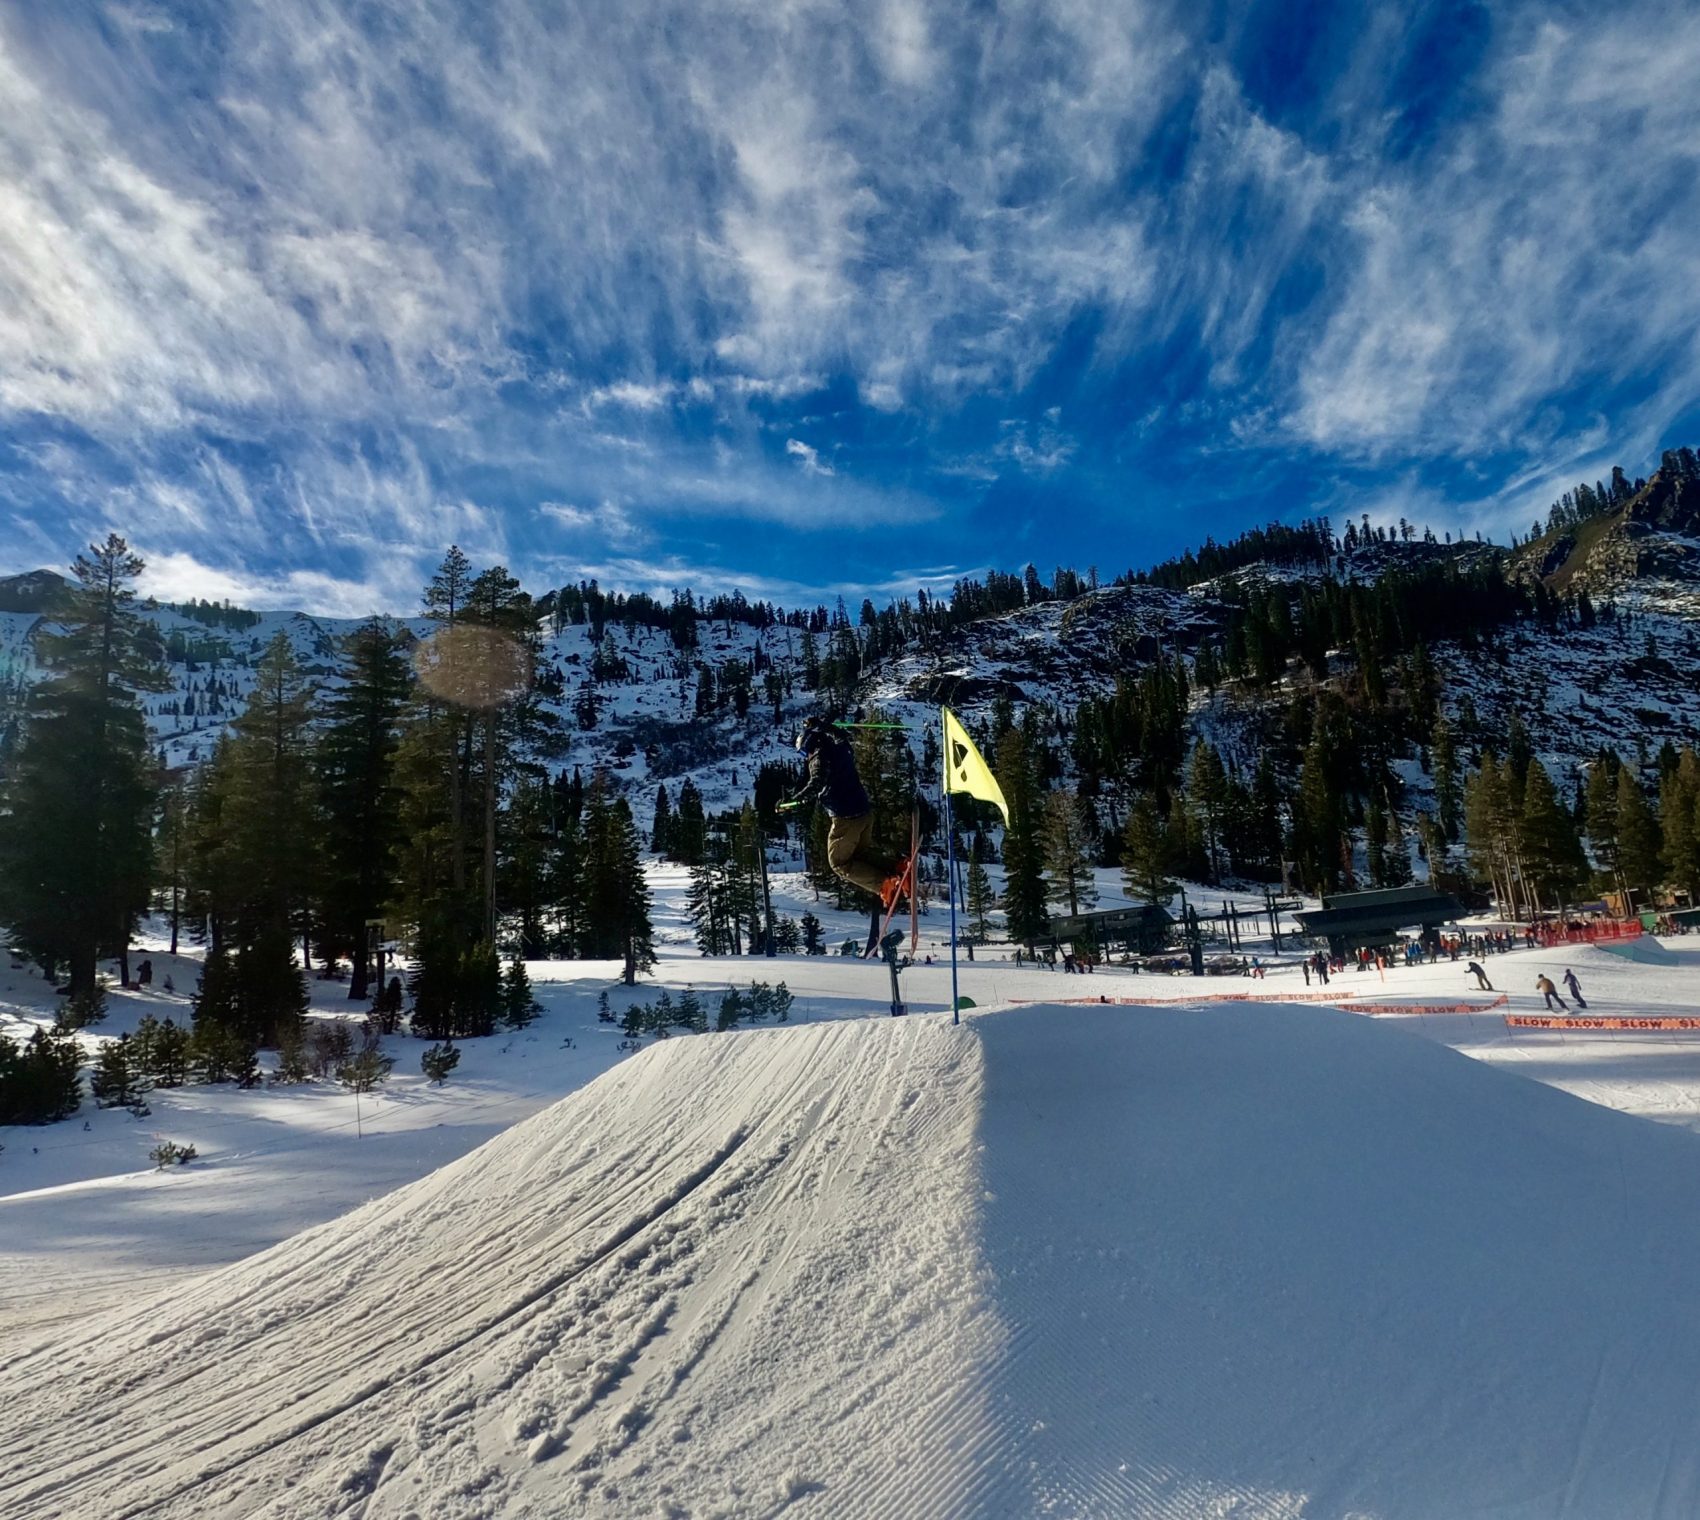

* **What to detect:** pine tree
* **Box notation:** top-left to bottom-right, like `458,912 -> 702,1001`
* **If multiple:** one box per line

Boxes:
192,946 -> 241,1037
1247,755 -> 1285,881
501,955 -> 543,1029
673,779 -> 708,866
1291,734 -> 1342,894
0,536 -> 167,993
676,988 -> 707,1033
1042,790 -> 1098,915
995,727 -> 1048,946
1186,741 -> 1229,883
583,777 -> 655,984
965,839 -> 996,939
316,622 -> 410,1000
731,801 -> 766,951
146,1018 -> 192,1088
1120,793 -> 1176,907
458,940 -> 503,1038
500,776 -> 556,959
1585,755 -> 1621,890
155,778 -> 190,956
1431,717 -> 1461,842
800,911 -> 825,954
407,938 -> 459,1042
0,1026 -> 83,1124
1505,715 -> 1533,794
1520,759 -> 1582,910
1659,747 -> 1700,901
1382,805 -> 1414,887
392,677 -> 469,967
651,784 -> 674,856
273,1018 -> 311,1083
549,796 -> 588,957
91,1033 -> 147,1109
201,636 -> 319,1044
1365,797 -> 1389,887
851,710 -> 916,870
463,564 -> 544,943
421,1042 -> 461,1084
686,857 -> 731,956
337,1041 -> 394,1095
1616,767 -> 1662,901
1464,754 -> 1527,916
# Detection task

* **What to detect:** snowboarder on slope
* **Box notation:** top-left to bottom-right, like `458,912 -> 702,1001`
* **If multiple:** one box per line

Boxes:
1562,968 -> 1587,1009
1536,973 -> 1569,1012
790,716 -> 903,908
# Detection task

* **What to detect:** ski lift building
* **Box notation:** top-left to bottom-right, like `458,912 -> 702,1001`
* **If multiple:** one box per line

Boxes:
1292,885 -> 1464,955
1047,903 -> 1175,955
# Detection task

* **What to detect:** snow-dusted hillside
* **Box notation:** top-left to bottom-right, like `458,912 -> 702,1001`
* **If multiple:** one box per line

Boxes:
2,538 -> 1697,842
9,994 -> 1700,1518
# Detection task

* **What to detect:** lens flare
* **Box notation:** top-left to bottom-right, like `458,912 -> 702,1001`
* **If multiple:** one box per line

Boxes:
411,624 -> 532,710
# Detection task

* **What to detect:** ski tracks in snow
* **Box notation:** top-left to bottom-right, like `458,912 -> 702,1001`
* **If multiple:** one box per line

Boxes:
0,1016 -> 1003,1520
11,1002 -> 1700,1518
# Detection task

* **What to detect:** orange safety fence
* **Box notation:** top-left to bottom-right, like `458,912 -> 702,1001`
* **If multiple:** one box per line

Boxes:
1006,990 -> 1350,1007
1523,918 -> 1643,948
1505,1015 -> 1700,1032
1336,996 -> 1509,1015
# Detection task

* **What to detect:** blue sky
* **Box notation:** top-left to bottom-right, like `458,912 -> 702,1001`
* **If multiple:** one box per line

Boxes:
1,0 -> 1698,616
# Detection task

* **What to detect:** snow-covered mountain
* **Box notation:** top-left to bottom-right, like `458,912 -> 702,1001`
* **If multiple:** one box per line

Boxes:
3,511 -> 1698,837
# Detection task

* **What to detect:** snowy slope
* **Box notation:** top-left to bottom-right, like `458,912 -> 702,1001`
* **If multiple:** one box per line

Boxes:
8,1001 -> 1700,1518
2,542 -> 1697,836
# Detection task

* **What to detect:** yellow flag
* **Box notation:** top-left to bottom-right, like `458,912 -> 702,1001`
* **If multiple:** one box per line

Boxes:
941,706 -> 1009,825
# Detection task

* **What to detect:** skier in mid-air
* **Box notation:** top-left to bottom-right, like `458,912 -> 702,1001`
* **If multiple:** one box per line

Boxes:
788,716 -> 906,925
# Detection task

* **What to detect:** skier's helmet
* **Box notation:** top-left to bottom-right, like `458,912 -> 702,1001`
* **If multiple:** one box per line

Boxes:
795,715 -> 829,753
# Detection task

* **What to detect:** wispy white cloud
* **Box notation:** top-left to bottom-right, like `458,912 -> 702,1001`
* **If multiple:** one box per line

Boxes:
1288,12 -> 1700,461
0,0 -> 1696,605
530,550 -> 980,608
538,498 -> 645,547
785,439 -> 834,476
136,549 -> 420,621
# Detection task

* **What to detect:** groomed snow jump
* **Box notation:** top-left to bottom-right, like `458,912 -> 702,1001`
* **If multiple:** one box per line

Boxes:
6,1003 -> 1700,1519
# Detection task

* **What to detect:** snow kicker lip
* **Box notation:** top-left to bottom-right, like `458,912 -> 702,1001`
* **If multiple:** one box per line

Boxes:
1007,993 -> 1511,1014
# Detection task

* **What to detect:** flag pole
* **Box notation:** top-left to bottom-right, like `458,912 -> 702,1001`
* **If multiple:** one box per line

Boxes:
944,708 -> 961,1024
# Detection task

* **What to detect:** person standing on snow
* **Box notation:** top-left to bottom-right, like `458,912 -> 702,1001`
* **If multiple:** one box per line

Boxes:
789,715 -> 904,909
1466,960 -> 1493,991
1536,973 -> 1569,1012
1562,968 -> 1587,1009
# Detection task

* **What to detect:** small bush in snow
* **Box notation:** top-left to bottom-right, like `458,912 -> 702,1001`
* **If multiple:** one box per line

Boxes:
272,1019 -> 311,1084
421,1042 -> 461,1085
336,1044 -> 394,1095
149,1140 -> 197,1168
56,984 -> 109,1031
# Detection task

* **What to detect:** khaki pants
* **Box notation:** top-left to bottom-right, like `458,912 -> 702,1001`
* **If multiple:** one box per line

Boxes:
826,810 -> 890,900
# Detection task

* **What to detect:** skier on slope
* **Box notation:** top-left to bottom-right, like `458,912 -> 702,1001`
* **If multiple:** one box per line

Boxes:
789,716 -> 906,912
1562,968 -> 1588,1009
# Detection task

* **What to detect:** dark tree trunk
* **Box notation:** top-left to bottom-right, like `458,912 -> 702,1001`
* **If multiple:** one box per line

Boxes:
350,940 -> 371,1002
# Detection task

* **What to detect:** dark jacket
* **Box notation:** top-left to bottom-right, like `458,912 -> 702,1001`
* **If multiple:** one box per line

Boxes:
800,733 -> 871,818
